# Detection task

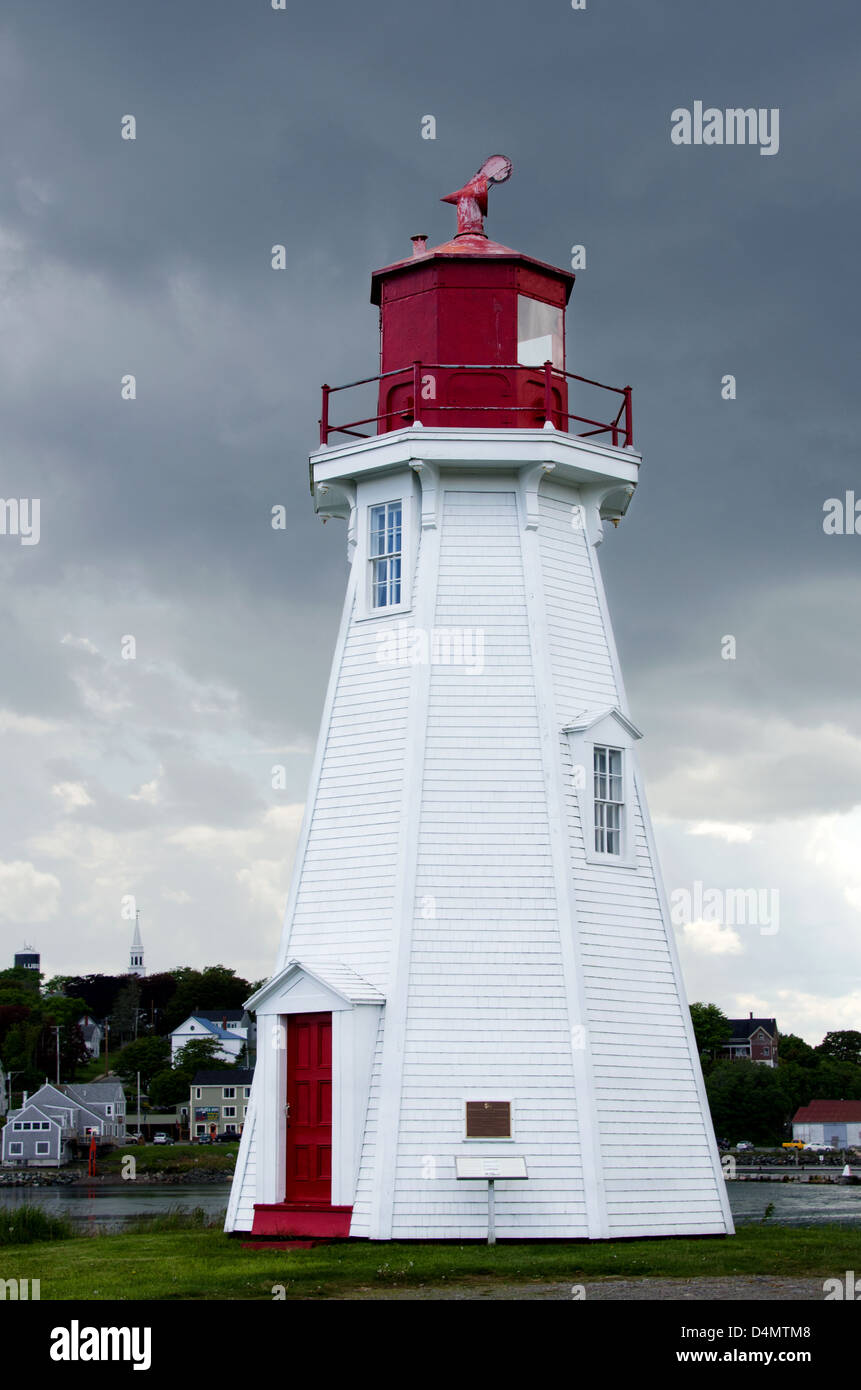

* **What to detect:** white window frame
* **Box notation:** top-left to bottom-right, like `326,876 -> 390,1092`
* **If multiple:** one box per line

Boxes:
593,744 -> 624,857
222,1087 -> 235,1099
565,710 -> 641,870
9,1142 -> 23,1156
195,1088 -> 201,1100
356,479 -> 414,620
223,1106 -> 236,1118
369,499 -> 403,612
35,1141 -> 50,1155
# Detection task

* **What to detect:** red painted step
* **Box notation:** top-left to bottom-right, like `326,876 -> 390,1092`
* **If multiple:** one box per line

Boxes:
251,1203 -> 353,1238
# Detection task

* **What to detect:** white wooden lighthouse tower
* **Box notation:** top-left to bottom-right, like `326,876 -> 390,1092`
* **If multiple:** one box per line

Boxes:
227,159 -> 733,1241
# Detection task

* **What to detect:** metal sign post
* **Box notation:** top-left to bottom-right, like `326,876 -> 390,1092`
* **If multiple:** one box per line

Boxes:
455,1156 -> 528,1245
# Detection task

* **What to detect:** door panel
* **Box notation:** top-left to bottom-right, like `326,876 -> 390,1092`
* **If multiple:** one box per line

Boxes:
286,1013 -> 332,1203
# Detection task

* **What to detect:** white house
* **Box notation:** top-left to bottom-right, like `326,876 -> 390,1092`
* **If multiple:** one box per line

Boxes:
226,161 -> 732,1242
78,1015 -> 103,1059
792,1102 -> 861,1149
170,1011 -> 246,1063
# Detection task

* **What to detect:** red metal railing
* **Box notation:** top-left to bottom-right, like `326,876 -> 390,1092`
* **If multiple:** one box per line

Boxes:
319,362 -> 633,449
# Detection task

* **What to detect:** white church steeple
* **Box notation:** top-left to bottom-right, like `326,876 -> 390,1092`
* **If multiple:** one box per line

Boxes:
128,911 -> 146,977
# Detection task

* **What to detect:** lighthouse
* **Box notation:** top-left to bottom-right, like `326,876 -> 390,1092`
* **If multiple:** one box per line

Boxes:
226,160 -> 733,1241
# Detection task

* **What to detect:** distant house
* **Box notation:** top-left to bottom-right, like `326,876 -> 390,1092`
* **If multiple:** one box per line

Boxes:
720,1014 -> 778,1067
792,1101 -> 861,1149
78,1014 -> 103,1059
64,1082 -> 126,1137
190,1069 -> 254,1140
1,1080 -> 126,1167
170,1010 -> 249,1063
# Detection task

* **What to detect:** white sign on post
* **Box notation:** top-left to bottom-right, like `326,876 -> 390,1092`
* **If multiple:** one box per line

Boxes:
455,1156 -> 528,1180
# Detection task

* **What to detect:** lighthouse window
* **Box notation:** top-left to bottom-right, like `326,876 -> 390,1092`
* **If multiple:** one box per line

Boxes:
370,501 -> 402,608
517,295 -> 563,369
593,746 -> 623,855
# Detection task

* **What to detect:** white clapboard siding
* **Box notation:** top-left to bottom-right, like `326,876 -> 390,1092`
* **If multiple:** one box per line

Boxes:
538,483 -> 726,1237
349,1011 -> 385,1237
282,602 -> 412,988
224,1087 -> 258,1234
386,489 -> 587,1240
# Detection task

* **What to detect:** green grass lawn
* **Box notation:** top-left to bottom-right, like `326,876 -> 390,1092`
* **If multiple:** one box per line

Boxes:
6,1223 -> 861,1300
97,1144 -> 237,1175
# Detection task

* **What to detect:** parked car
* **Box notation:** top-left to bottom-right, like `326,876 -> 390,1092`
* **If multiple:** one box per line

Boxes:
195,1135 -> 213,1145
214,1132 -> 239,1143
803,1143 -> 833,1152
782,1141 -> 805,1150
152,1132 -> 174,1145
736,1141 -> 754,1151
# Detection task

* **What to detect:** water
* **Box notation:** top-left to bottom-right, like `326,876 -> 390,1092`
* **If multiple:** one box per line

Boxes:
0,1183 -> 229,1231
727,1180 -> 861,1227
1,1179 -> 860,1231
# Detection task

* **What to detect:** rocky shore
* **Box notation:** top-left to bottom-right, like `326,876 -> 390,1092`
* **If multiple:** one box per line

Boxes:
0,1167 -> 230,1187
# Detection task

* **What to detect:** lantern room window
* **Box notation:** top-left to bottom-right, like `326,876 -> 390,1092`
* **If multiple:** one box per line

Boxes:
370,501 -> 402,608
517,295 -> 563,369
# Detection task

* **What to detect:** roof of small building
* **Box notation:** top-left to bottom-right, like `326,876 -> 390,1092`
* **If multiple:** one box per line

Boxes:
726,1018 -> 777,1041
793,1100 -> 861,1124
5,1101 -> 59,1125
194,1009 -> 245,1023
64,1082 -> 125,1104
172,1015 -> 244,1041
191,1070 -> 254,1086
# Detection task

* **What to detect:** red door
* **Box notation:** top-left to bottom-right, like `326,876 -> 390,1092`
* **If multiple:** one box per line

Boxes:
285,1012 -> 332,1203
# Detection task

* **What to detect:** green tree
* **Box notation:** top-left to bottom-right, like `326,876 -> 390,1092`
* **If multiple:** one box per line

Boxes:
114,1036 -> 171,1087
0,967 -> 41,1005
161,966 -> 250,1032
778,1032 -> 817,1067
818,1031 -> 861,1065
689,1003 -> 732,1062
705,1060 -> 791,1145
147,1037 -> 225,1108
148,1068 -> 190,1109
111,978 -> 142,1044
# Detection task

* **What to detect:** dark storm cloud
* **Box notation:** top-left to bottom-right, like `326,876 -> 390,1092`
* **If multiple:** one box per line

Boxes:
1,0 -> 859,1011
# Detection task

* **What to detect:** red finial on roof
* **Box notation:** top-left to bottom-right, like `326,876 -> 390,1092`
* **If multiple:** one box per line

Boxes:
441,155 -> 512,236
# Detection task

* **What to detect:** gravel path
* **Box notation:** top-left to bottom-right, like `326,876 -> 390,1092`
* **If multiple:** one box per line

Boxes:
341,1275 -> 829,1301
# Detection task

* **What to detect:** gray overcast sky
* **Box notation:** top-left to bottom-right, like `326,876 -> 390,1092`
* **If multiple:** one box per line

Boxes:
1,0 -> 859,1043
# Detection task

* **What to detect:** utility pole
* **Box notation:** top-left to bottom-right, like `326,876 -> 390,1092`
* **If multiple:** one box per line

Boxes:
52,1025 -> 61,1085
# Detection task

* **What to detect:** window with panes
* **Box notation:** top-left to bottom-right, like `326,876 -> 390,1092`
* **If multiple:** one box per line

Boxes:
370,501 -> 402,608
593,745 -> 623,855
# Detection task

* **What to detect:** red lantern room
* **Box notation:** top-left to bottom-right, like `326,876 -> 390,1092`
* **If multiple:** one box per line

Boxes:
319,158 -> 632,448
